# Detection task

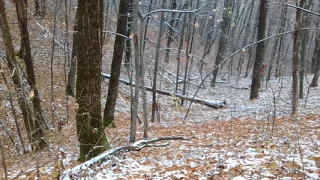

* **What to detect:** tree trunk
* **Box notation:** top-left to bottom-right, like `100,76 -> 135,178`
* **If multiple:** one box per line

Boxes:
311,31 -> 320,87
151,0 -> 166,122
249,0 -> 268,99
66,9 -> 79,97
164,0 -> 177,62
175,2 -> 188,93
299,0 -> 312,98
76,0 -> 110,162
125,0 -> 133,69
103,0 -> 129,128
15,0 -> 49,129
0,0 -> 46,151
211,0 -> 232,87
291,0 -> 305,114
129,0 -> 141,143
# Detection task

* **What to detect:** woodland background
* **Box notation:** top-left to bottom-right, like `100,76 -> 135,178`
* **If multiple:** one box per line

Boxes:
0,0 -> 320,179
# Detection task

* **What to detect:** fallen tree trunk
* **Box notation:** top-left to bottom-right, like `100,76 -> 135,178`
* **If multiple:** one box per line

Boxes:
62,136 -> 191,179
102,73 -> 227,109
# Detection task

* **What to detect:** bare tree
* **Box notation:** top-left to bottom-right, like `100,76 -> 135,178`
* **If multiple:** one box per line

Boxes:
151,0 -> 166,122
299,0 -> 313,98
103,0 -> 130,128
310,30 -> 320,87
292,0 -> 306,114
129,0 -> 141,143
250,0 -> 268,99
15,0 -> 49,129
76,0 -> 110,161
66,9 -> 79,97
164,0 -> 177,62
211,0 -> 232,87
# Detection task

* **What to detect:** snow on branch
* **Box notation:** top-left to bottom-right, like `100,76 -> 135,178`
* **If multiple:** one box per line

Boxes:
140,6 -> 203,21
61,136 -> 191,179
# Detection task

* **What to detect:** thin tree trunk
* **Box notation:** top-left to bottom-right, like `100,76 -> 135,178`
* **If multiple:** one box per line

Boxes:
15,0 -> 49,129
175,3 -> 188,93
299,1 -> 311,99
66,9 -> 79,97
164,0 -> 177,62
291,0 -> 306,114
211,0 -> 232,87
130,0 -> 141,143
125,0 -> 133,69
103,0 -> 129,127
151,0 -> 166,123
181,0 -> 193,105
249,0 -> 268,99
311,31 -> 320,87
140,20 -> 148,139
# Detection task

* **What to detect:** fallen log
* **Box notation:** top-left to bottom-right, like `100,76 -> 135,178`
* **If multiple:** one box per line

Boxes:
61,136 -> 191,179
102,73 -> 227,109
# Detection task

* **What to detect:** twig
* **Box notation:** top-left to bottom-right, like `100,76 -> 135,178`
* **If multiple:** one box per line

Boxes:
280,0 -> 320,17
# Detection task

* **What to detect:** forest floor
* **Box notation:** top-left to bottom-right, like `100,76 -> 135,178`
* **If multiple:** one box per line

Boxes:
0,3 -> 320,179
1,70 -> 320,179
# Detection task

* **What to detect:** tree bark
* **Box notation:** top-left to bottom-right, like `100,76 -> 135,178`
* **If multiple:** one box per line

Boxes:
103,0 -> 129,128
66,9 -> 79,97
291,0 -> 305,114
129,0 -> 141,143
311,31 -> 320,87
164,0 -> 177,62
299,0 -> 312,98
249,0 -> 268,99
76,0 -> 110,162
0,0 -> 46,151
15,0 -> 49,129
211,0 -> 232,87
151,0 -> 166,122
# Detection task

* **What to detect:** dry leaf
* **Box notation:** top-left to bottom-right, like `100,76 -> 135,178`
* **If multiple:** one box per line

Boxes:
268,162 -> 278,170
0,105 -> 6,118
284,161 -> 300,169
129,32 -> 134,39
154,15 -> 158,20
29,90 -> 34,99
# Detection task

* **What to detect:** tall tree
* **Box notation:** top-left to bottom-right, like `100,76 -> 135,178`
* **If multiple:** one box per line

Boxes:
310,31 -> 320,87
76,0 -> 110,161
15,0 -> 49,129
211,0 -> 232,87
164,0 -> 177,62
299,0 -> 312,98
103,0 -> 129,128
291,0 -> 306,114
66,9 -> 79,97
129,0 -> 141,143
0,0 -> 46,151
249,0 -> 268,99
151,0 -> 166,122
